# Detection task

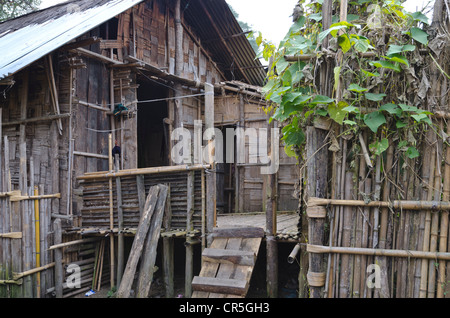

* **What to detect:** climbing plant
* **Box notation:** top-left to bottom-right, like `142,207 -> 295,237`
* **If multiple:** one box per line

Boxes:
255,0 -> 435,162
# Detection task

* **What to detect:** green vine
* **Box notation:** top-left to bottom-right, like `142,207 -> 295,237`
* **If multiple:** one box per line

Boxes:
256,0 -> 434,161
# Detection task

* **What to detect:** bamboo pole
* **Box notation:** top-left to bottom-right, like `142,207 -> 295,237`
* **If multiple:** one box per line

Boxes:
48,237 -> 99,251
437,123 -> 450,298
419,136 -> 437,298
34,186 -> 40,298
307,244 -> 450,261
114,154 -> 124,288
339,171 -> 353,298
427,138 -> 443,297
108,134 -> 115,289
375,141 -> 394,298
77,164 -> 210,180
307,198 -> 450,210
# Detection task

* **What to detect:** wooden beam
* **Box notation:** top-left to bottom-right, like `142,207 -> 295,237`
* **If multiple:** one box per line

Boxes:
191,276 -> 248,296
212,227 -> 265,238
77,164 -> 210,180
73,47 -> 123,65
198,0 -> 251,84
1,113 -> 71,126
202,248 -> 256,266
48,237 -> 99,251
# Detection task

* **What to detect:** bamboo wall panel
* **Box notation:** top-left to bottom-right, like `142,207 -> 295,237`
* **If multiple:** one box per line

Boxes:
80,171 -> 203,230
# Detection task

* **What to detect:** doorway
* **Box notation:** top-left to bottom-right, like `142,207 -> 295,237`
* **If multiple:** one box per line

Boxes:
137,79 -> 169,168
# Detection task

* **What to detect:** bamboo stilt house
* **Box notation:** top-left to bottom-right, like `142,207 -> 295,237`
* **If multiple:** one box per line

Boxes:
0,0 -> 300,298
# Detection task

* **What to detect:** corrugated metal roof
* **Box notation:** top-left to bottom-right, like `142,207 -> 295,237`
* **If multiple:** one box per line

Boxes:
0,0 -> 143,80
0,0 -> 266,86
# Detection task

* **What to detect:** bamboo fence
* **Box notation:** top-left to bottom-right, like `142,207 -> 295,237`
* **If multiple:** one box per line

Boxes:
300,0 -> 450,299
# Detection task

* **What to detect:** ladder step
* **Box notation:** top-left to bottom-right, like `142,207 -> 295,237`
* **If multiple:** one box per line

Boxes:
202,248 -> 256,266
212,227 -> 265,238
192,276 -> 248,296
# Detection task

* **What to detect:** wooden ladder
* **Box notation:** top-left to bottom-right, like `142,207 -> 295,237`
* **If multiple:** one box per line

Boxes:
192,227 -> 264,298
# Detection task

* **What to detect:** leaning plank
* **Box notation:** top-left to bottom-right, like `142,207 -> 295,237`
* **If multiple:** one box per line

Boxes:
202,248 -> 256,266
212,227 -> 265,238
116,185 -> 160,298
191,276 -> 248,296
136,185 -> 168,298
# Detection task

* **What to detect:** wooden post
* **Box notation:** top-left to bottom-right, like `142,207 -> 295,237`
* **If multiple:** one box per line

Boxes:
162,183 -> 174,298
185,171 -> 195,297
115,154 -> 124,288
266,120 -> 278,298
305,0 -> 331,298
237,94 -> 245,213
108,134 -> 115,289
306,125 -> 328,298
205,83 -> 216,246
53,219 -> 63,298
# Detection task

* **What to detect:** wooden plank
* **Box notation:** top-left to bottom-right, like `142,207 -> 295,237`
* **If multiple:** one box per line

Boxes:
192,238 -> 228,298
191,276 -> 248,296
209,237 -> 243,298
116,185 -> 161,298
212,227 -> 265,238
136,185 -> 168,298
202,248 -> 256,266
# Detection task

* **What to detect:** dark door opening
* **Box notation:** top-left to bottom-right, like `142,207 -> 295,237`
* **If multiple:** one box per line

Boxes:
137,79 -> 169,168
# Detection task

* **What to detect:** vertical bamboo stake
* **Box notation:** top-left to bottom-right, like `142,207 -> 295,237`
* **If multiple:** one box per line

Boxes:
412,130 -> 435,297
427,139 -> 442,297
437,123 -> 450,298
108,134 -> 115,289
339,171 -> 353,298
353,133 -> 368,298
419,138 -> 437,298
34,186 -> 40,298
375,141 -> 394,298
361,178 -> 372,298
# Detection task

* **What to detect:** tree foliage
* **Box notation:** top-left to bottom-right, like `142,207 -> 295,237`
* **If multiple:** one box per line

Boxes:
256,0 -> 435,162
0,0 -> 41,22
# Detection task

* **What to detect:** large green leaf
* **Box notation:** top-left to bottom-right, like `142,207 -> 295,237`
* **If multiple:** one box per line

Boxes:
364,111 -> 386,133
369,138 -> 389,156
384,54 -> 409,66
348,83 -> 368,92
386,44 -> 416,56
338,34 -> 352,53
370,60 -> 402,72
411,11 -> 429,25
406,146 -> 420,159
328,101 -> 349,125
309,95 -> 334,105
365,93 -> 386,102
318,25 -> 348,42
380,103 -> 402,116
410,27 -> 428,45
